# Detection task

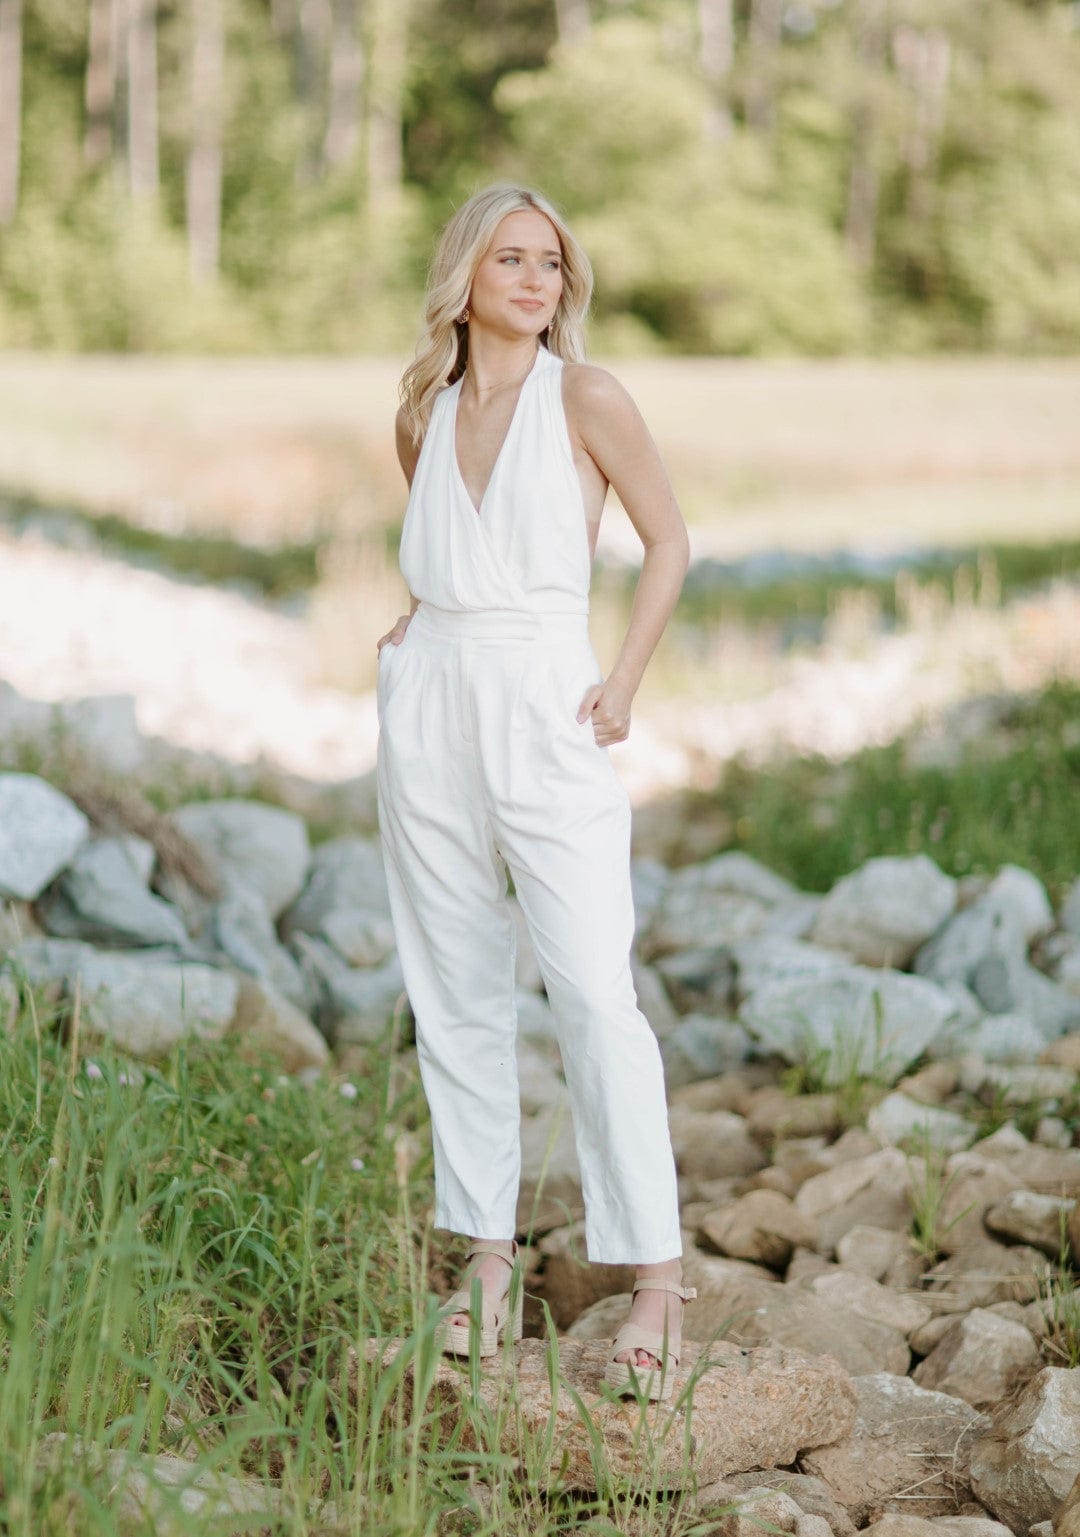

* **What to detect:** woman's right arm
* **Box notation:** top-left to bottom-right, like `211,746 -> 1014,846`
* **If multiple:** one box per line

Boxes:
377,408 -> 423,654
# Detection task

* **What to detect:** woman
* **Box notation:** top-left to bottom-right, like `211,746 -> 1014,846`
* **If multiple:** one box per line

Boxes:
375,182 -> 695,1402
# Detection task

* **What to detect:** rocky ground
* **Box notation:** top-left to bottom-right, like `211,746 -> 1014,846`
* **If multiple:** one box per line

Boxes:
3,760 -> 1080,1533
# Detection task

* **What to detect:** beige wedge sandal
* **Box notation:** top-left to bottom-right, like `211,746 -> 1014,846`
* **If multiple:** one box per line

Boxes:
602,1275 -> 698,1402
436,1238 -> 524,1358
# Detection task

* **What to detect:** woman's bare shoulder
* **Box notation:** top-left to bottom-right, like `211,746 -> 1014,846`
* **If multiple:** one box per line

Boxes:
561,360 -> 634,409
561,361 -> 644,446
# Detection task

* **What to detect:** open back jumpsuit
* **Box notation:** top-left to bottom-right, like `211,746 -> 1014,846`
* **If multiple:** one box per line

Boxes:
375,343 -> 683,1264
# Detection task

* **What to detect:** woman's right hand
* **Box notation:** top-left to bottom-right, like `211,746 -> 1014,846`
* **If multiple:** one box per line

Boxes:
377,614 -> 413,656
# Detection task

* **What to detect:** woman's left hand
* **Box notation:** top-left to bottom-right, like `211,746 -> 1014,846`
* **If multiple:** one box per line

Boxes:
576,676 -> 634,747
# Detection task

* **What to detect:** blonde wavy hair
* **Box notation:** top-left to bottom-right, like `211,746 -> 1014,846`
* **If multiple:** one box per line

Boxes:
398,183 -> 593,447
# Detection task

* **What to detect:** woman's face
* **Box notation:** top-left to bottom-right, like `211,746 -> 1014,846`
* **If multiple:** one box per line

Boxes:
467,208 -> 564,340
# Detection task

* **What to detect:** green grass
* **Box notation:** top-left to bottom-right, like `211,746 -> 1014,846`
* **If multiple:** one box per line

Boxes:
685,680 -> 1080,903
0,976 -> 729,1537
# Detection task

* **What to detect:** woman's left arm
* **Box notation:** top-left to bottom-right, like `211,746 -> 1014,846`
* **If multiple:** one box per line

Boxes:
563,364 -> 691,745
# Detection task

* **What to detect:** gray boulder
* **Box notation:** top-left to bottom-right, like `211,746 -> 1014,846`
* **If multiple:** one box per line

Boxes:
660,1014 -> 752,1088
37,834 -> 190,950
167,799 -> 310,919
0,773 -> 90,901
916,893 -> 1080,1041
279,833 -> 389,939
211,879 -> 309,1009
811,854 -> 957,968
7,938 -> 239,1056
731,936 -> 850,1003
290,933 -> 404,1044
740,965 -> 957,1086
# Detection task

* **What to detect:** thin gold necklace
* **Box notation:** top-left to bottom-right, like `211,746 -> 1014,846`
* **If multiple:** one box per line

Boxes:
462,356 -> 537,399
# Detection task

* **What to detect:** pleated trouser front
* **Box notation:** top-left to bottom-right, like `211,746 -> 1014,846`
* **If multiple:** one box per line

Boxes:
374,600 -> 683,1264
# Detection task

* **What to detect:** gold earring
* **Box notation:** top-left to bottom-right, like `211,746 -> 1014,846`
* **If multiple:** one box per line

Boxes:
458,306 -> 470,323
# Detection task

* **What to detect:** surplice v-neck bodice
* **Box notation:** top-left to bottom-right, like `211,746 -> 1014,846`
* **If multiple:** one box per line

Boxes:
451,348 -> 540,518
397,343 -> 592,617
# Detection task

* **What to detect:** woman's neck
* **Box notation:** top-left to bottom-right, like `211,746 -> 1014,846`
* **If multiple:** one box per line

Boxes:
460,333 -> 541,401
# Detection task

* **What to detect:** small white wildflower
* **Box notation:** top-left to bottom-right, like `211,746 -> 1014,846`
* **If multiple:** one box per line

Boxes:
350,1156 -> 365,1172
339,1082 -> 359,1101
47,1156 -> 59,1168
85,1061 -> 104,1080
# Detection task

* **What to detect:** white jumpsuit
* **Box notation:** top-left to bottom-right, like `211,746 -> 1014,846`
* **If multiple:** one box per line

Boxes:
375,343 -> 682,1265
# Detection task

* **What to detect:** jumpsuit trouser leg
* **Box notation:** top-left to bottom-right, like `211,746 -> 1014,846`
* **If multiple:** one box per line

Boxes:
375,602 -> 682,1266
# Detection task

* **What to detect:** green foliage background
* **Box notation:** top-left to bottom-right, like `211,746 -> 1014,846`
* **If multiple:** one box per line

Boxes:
4,0 -> 1080,355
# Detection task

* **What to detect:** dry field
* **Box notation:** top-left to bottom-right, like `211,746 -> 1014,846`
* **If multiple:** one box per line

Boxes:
0,352 -> 1078,559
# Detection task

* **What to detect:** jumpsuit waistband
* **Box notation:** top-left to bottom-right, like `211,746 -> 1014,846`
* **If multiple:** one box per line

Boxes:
408,601 -> 590,643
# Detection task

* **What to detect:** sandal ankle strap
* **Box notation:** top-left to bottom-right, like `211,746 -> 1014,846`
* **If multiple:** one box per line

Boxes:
466,1238 -> 519,1262
631,1277 -> 697,1302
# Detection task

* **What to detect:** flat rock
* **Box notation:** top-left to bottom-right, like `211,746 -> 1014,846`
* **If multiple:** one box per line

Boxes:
984,1191 -> 1076,1258
912,1307 -> 1042,1411
835,1225 -> 912,1282
671,1268 -> 909,1375
744,1087 -> 842,1143
860,1517 -> 1012,1537
810,854 -> 957,969
356,1333 -> 855,1492
0,773 -> 90,901
700,1189 -> 817,1271
969,1368 -> 1080,1531
167,798 -> 310,919
794,1148 -> 913,1254
805,1270 -> 933,1338
668,1107 -> 769,1181
740,966 -> 957,1087
801,1373 -> 991,1522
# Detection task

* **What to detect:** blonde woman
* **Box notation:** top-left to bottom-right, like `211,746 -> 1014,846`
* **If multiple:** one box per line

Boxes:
375,182 -> 696,1401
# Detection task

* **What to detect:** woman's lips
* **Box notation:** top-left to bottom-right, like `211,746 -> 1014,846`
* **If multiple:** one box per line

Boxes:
513,299 -> 545,311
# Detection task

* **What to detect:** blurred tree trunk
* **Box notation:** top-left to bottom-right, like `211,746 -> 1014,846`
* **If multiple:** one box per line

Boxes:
0,0 -> 20,224
554,0 -> 589,44
844,0 -> 887,270
322,0 -> 364,169
126,0 -> 159,200
185,0 -> 224,280
698,0 -> 734,140
84,0 -> 114,167
295,0 -> 329,183
745,0 -> 782,132
893,23 -> 951,229
364,0 -> 407,219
